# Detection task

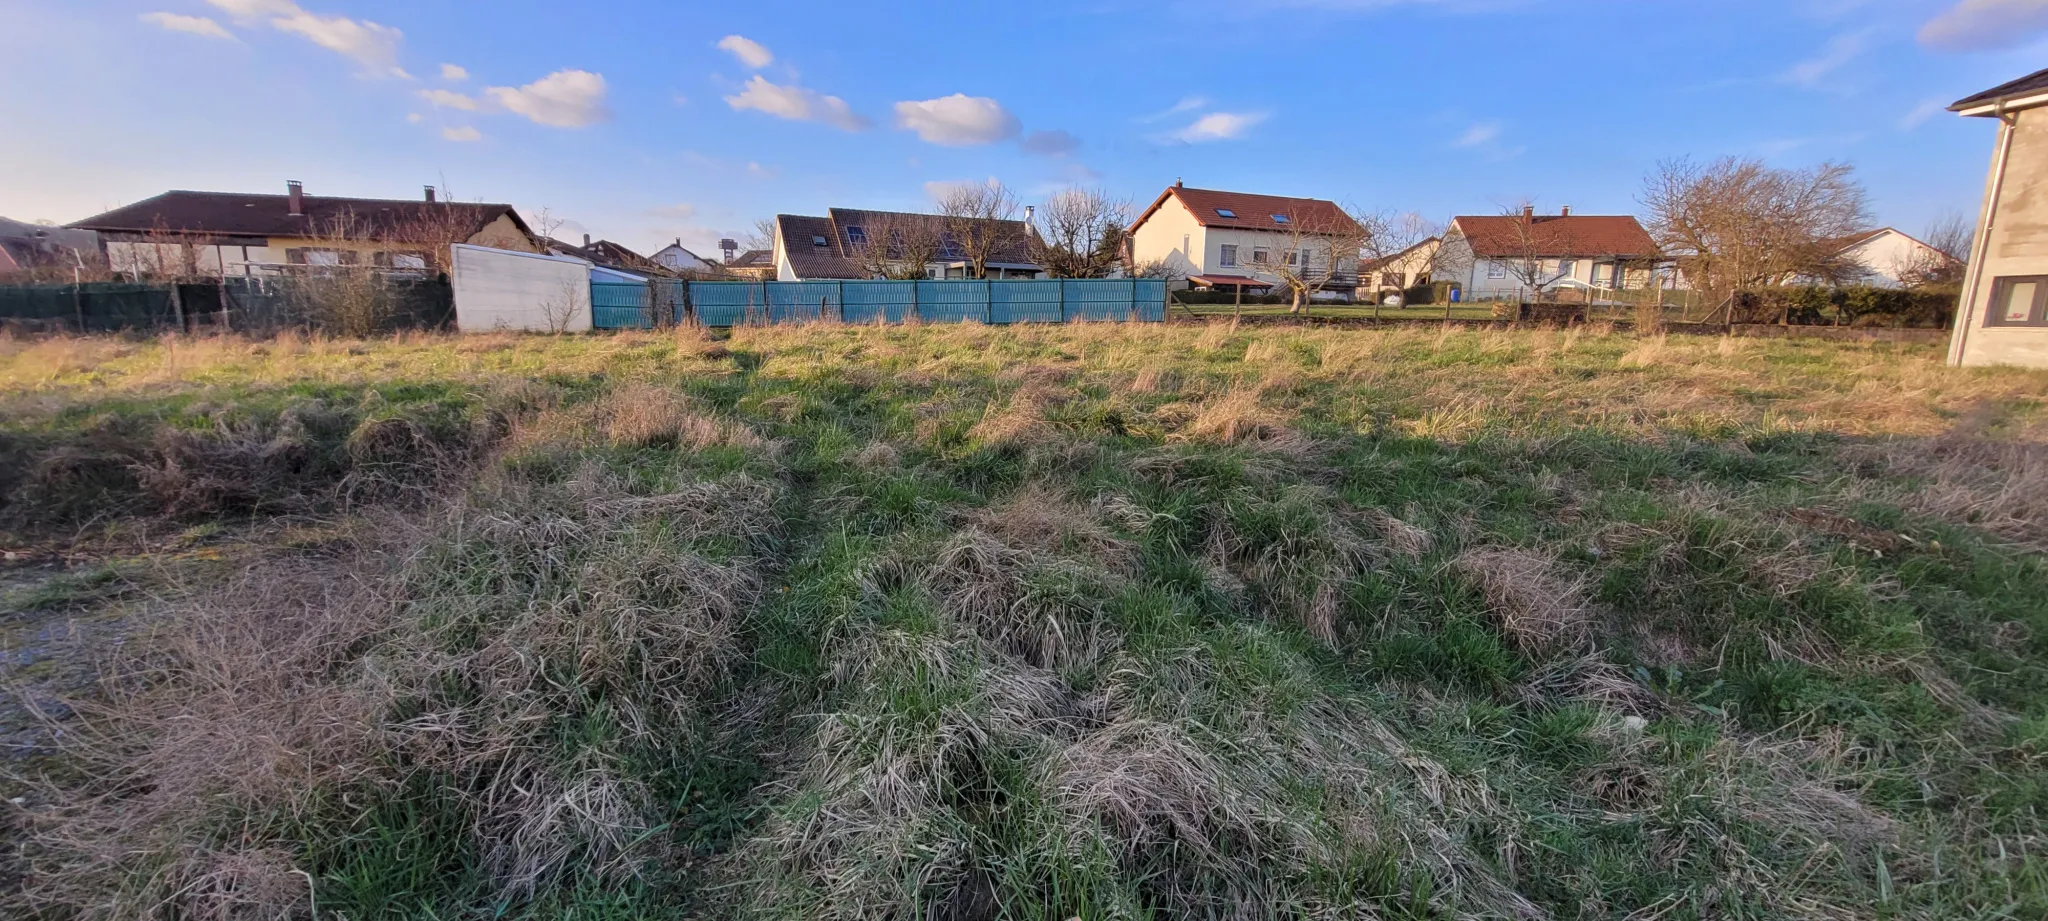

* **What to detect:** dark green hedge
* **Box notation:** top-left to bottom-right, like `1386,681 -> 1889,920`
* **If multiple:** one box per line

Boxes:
1732,285 -> 1959,329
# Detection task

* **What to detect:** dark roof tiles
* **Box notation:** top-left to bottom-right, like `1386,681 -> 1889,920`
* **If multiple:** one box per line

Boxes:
69,190 -> 524,241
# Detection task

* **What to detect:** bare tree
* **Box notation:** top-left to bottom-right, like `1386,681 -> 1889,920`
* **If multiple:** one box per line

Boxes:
1354,212 -> 1441,299
1245,205 -> 1372,315
1641,157 -> 1871,296
1893,211 -> 1973,289
848,213 -> 944,280
1028,187 -> 1131,278
1482,203 -> 1589,301
934,181 -> 1024,279
530,207 -> 568,246
744,217 -> 776,253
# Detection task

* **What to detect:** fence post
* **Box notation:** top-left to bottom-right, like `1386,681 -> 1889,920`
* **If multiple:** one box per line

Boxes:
1058,279 -> 1067,323
910,280 -> 919,323
72,283 -> 85,333
837,280 -> 846,323
985,278 -> 993,324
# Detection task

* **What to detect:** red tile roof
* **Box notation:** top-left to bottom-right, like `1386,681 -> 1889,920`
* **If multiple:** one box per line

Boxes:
1450,214 -> 1656,259
1132,185 -> 1362,235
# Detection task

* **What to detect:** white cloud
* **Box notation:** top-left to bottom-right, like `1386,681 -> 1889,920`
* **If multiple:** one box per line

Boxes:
440,63 -> 467,81
1782,30 -> 1871,87
485,69 -> 611,128
716,34 -> 774,69
648,203 -> 698,219
141,12 -> 235,40
1920,0 -> 2048,52
406,112 -> 423,124
1453,121 -> 1501,147
1140,96 -> 1208,122
206,0 -> 407,77
418,88 -> 478,110
746,161 -> 778,178
893,94 -> 1021,146
441,126 -> 482,142
1169,111 -> 1266,142
1899,98 -> 1947,129
924,179 -> 1000,202
724,75 -> 868,131
1020,129 -> 1081,156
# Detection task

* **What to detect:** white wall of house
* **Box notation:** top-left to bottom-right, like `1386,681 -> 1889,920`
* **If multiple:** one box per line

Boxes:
1950,106 -> 2048,368
1128,196 -> 1207,282
1837,231 -> 1947,287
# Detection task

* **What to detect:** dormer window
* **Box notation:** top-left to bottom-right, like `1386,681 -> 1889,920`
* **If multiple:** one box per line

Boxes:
1215,208 -> 1236,218
845,225 -> 868,246
811,235 -> 828,247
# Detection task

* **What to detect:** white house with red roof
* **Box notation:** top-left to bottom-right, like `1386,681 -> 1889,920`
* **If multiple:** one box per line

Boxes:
1438,207 -> 1666,299
1126,182 -> 1362,298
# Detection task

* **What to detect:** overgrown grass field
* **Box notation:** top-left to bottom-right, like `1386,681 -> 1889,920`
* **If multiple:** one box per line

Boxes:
1,322 -> 2045,920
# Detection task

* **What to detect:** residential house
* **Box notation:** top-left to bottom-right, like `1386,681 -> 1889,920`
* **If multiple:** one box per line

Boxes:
724,248 -> 776,280
1437,208 -> 1663,300
1126,182 -> 1361,299
1947,66 -> 2048,368
771,208 -> 1043,281
1807,228 -> 1960,288
68,182 -> 538,277
1360,237 -> 1440,299
547,235 -> 671,282
650,239 -> 721,274
0,216 -> 99,279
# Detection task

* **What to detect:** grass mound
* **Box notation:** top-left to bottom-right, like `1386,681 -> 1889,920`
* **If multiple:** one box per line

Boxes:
3,324 -> 2046,920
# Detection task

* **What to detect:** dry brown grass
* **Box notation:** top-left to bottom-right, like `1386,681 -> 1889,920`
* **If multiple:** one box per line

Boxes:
1454,546 -> 1593,651
605,383 -> 767,453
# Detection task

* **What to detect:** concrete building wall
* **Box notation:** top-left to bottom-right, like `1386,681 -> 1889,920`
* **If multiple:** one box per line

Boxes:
1951,107 -> 2048,368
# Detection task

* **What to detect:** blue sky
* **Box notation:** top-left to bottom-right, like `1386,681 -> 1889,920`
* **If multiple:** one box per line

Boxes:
4,0 -> 2045,256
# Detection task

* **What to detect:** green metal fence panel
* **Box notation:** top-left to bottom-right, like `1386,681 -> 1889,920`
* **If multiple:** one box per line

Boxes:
591,282 -> 651,329
990,280 -> 1061,324
840,281 -> 911,324
913,280 -> 985,323
768,281 -> 842,323
682,279 -> 1163,327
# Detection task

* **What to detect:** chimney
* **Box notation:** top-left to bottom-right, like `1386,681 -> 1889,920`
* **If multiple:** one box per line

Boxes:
286,180 -> 304,217
1560,205 -> 1571,217
1024,205 -> 1034,225
424,185 -> 437,203
583,233 -> 591,248
1521,204 -> 1534,221
1175,178 -> 1184,188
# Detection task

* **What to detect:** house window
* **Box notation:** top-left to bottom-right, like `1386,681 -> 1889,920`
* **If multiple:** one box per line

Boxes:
1987,276 -> 2048,327
1558,259 -> 1576,278
811,235 -> 828,247
1591,264 -> 1608,285
1487,261 -> 1506,279
845,225 -> 868,246
1252,246 -> 1269,265
1219,244 -> 1238,267
1182,235 -> 1190,258
389,253 -> 427,270
1215,208 -> 1236,218
1271,214 -> 1290,224
1285,249 -> 1299,267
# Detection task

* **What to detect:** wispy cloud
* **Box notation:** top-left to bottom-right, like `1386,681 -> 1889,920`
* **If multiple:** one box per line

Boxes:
1139,95 -> 1208,123
205,0 -> 407,78
717,34 -> 774,69
1020,129 -> 1081,157
1453,121 -> 1501,148
441,126 -> 481,142
1781,29 -> 1872,88
1169,111 -> 1266,142
417,88 -> 478,111
894,94 -> 1021,146
1920,0 -> 2048,52
1898,98 -> 1946,129
141,12 -> 236,41
439,63 -> 467,81
484,69 -> 610,128
648,203 -> 698,219
724,75 -> 868,131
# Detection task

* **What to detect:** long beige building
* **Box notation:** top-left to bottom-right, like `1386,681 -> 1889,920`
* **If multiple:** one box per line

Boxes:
1947,67 -> 2048,368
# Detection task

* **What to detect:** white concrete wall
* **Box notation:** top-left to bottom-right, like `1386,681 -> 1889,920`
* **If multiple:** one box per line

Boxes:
451,243 -> 592,332
1839,231 -> 1945,287
1952,108 -> 2048,368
